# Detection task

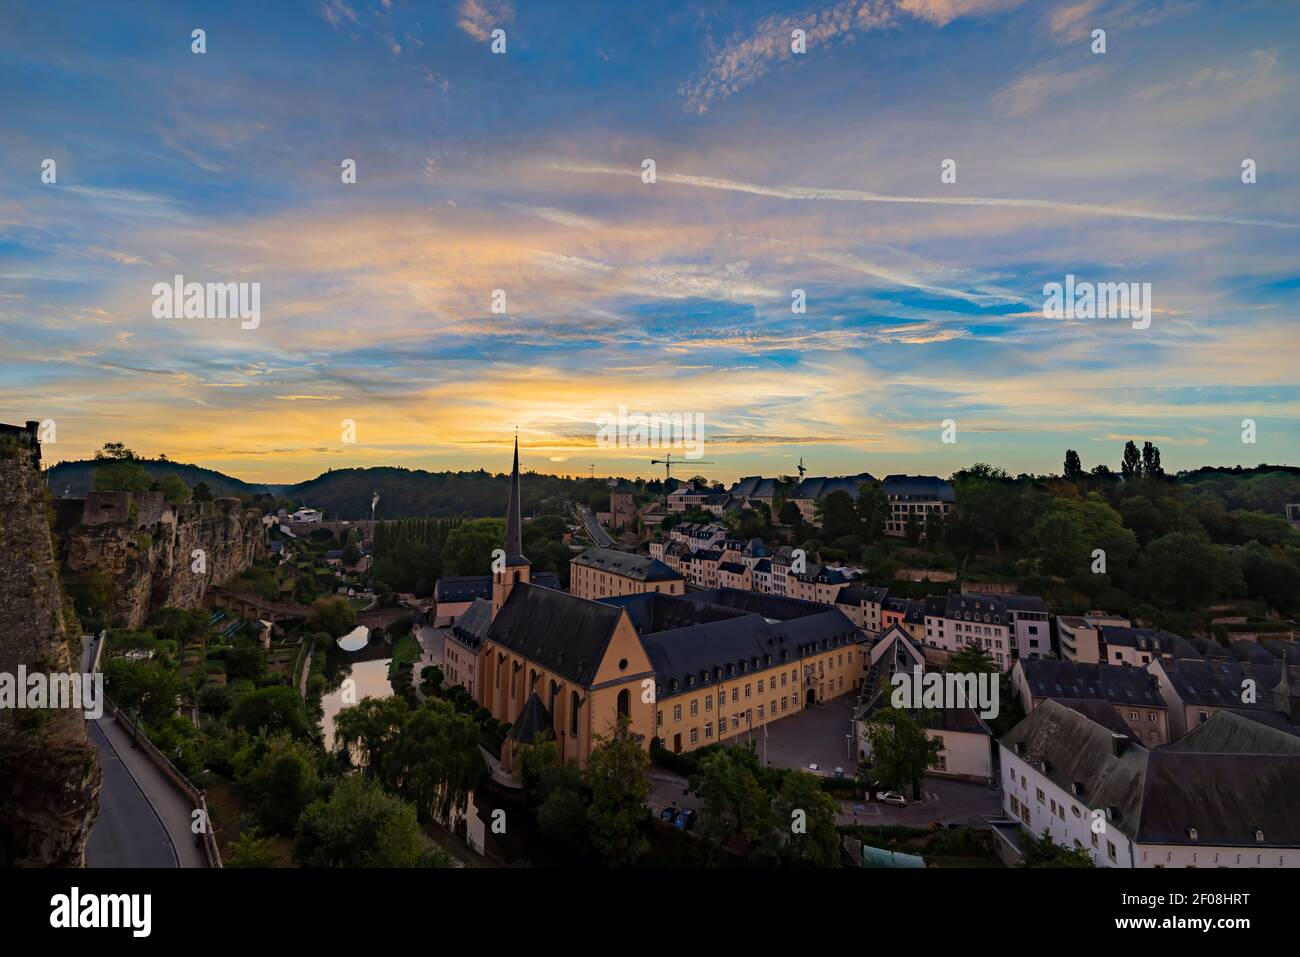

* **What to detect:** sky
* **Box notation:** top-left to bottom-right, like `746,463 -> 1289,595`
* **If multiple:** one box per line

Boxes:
1,0 -> 1297,485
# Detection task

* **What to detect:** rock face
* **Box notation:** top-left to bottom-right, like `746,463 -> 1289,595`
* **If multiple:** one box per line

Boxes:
53,490 -> 265,629
0,422 -> 101,866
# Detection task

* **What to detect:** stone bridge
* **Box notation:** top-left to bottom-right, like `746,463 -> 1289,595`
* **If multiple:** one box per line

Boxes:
209,588 -> 415,631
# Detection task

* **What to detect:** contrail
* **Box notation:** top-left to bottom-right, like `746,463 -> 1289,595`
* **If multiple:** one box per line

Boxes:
551,163 -> 1295,229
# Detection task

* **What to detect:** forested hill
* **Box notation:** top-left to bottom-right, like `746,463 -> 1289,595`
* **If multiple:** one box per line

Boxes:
278,466 -> 602,519
46,458 -> 279,499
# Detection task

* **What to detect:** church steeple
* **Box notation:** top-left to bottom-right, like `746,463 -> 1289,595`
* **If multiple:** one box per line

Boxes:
493,433 -> 530,617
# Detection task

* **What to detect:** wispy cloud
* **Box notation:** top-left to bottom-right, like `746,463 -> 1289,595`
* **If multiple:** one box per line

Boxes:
456,0 -> 513,42
551,162 -> 1296,228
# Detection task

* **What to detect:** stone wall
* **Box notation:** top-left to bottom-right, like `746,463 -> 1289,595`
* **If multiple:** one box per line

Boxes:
0,422 -> 101,866
56,491 -> 266,629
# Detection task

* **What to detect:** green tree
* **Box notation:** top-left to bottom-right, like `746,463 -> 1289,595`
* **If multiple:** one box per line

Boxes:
394,697 -> 485,820
244,734 -> 320,832
771,770 -> 840,867
863,707 -> 942,800
855,481 -> 891,544
1121,441 -> 1141,479
223,830 -> 280,868
1021,829 -> 1095,868
1145,532 -> 1243,609
102,657 -> 181,727
306,596 -> 356,638
228,685 -> 310,738
192,481 -> 214,503
93,458 -> 152,494
1141,441 -> 1163,477
442,518 -> 505,576
333,695 -> 410,784
153,474 -> 192,504
1063,449 -> 1084,480
948,641 -> 997,675
584,714 -> 650,866
294,775 -> 441,868
690,746 -> 772,848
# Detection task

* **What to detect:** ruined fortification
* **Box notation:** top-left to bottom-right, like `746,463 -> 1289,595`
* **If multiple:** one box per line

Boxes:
0,421 -> 101,866
52,487 -> 266,629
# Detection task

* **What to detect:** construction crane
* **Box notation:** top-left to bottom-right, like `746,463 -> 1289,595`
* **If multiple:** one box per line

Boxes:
650,452 -> 715,483
797,456 -> 807,480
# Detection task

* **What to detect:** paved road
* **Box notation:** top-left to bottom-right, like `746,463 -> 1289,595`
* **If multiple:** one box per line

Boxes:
85,720 -> 178,868
81,634 -> 208,868
576,505 -> 614,547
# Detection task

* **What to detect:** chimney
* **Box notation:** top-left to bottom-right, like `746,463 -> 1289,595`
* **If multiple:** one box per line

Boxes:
1111,733 -> 1127,757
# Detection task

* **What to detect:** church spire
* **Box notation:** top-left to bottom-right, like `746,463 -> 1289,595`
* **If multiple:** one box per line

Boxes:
504,432 -> 528,567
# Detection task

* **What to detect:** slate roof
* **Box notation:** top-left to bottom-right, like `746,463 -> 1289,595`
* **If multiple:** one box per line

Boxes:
881,474 -> 955,503
1100,626 -> 1200,659
1005,701 -> 1300,849
836,585 -> 890,606
448,597 -> 494,651
434,572 -> 559,603
729,476 -> 782,499
486,583 -> 626,686
1230,639 -> 1275,665
1002,594 -> 1048,615
1157,658 -> 1300,709
1163,709 -> 1300,754
571,546 -> 682,582
790,472 -> 877,500
510,690 -> 554,744
1137,751 -> 1300,848
1018,659 -> 1165,708
1001,700 -> 1147,831
718,561 -> 748,575
753,558 -> 773,574
945,593 -> 1008,622
1052,697 -> 1140,739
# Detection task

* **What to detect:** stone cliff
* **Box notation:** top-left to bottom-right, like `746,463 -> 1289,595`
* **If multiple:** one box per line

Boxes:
53,488 -> 266,629
0,422 -> 101,866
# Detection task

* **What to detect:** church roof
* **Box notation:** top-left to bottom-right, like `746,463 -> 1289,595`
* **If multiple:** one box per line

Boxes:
502,435 -> 528,568
510,690 -> 554,744
486,582 -> 625,686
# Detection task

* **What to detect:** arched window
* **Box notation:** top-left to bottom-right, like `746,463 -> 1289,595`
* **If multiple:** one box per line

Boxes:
550,680 -> 559,715
617,688 -> 630,718
570,691 -> 580,736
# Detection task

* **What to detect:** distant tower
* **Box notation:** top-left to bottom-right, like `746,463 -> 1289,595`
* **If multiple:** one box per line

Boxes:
370,491 -> 380,521
492,435 -> 531,617
797,457 -> 807,480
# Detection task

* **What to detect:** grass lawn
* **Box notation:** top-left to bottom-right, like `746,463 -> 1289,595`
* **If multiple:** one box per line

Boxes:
388,632 -> 421,677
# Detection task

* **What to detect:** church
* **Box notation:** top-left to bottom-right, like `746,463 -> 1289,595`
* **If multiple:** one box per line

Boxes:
457,439 -> 867,770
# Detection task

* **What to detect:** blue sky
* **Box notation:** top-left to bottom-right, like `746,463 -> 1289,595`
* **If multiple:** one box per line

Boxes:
1,0 -> 1297,483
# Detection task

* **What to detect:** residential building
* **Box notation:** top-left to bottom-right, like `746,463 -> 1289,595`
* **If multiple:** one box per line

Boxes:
1012,658 -> 1170,746
1148,657 -> 1300,741
1100,626 -> 1201,667
834,585 -> 890,634
728,476 -> 783,511
569,546 -> 685,600
999,699 -> 1300,867
880,474 -> 955,538
1057,613 -> 1130,664
1002,594 -> 1050,660
788,472 -> 877,525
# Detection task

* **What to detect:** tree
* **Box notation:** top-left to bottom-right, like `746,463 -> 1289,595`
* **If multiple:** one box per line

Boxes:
307,596 -> 356,638
102,657 -> 181,727
1063,450 -> 1084,481
228,685 -> 310,738
94,442 -> 136,460
948,641 -> 997,675
244,734 -> 320,832
1240,544 -> 1300,613
1026,504 -> 1087,577
1144,532 -> 1243,609
93,458 -> 152,494
855,481 -> 891,544
192,481 -> 214,503
691,746 -> 771,848
442,518 -> 505,576
778,500 -> 804,538
771,770 -> 840,867
1021,829 -> 1095,868
904,513 -> 922,545
1121,441 -> 1141,479
223,830 -> 280,868
393,697 -> 485,820
1142,441 -> 1163,478
583,715 -> 650,866
153,474 -> 192,504
294,775 -> 442,868
863,707 -> 942,800
815,491 -> 859,542
333,695 -> 410,784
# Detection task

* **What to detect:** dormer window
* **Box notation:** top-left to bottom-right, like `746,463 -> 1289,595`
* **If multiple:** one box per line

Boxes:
1187,827 -> 1199,841
1254,829 -> 1265,843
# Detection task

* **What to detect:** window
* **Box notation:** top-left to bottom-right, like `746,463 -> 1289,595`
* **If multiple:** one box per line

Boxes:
570,691 -> 580,736
656,710 -> 662,727
673,704 -> 681,722
705,722 -> 713,739
690,699 -> 698,717
732,688 -> 739,703
744,684 -> 751,699
1036,789 -> 1045,805
690,727 -> 698,745
617,688 -> 630,718
1107,841 -> 1117,863
705,696 -> 712,712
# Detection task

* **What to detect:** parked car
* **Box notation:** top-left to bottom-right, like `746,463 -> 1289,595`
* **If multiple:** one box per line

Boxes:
659,807 -> 679,825
675,808 -> 697,830
875,791 -> 907,807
